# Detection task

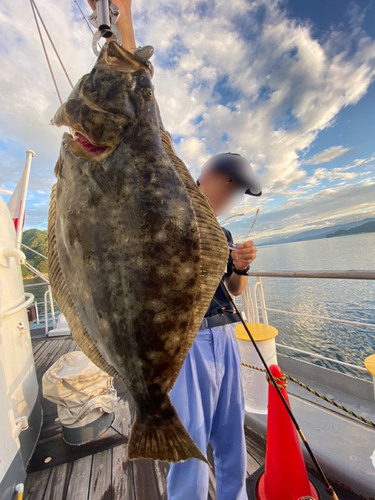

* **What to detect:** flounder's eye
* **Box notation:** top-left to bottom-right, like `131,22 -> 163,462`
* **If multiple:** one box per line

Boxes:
142,88 -> 153,101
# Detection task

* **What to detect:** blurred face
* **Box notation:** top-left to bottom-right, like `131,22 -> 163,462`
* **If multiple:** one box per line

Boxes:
198,169 -> 244,215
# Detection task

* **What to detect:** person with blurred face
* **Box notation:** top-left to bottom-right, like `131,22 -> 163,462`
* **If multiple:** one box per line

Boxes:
167,153 -> 262,500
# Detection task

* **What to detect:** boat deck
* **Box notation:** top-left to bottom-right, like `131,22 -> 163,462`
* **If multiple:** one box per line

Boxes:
25,336 -> 363,500
24,336 -> 265,500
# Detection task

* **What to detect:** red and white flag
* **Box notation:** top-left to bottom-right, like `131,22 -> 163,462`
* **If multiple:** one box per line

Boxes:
7,170 -> 27,232
7,151 -> 34,236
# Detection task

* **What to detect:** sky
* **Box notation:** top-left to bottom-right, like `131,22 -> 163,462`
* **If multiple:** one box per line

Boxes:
0,0 -> 374,244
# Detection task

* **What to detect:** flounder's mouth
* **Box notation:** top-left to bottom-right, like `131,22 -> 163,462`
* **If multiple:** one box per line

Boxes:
62,130 -> 112,161
73,131 -> 108,155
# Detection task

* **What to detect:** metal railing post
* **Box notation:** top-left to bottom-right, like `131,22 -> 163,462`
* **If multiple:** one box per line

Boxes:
44,287 -> 57,336
35,300 -> 39,324
255,276 -> 268,324
44,290 -> 49,336
49,286 -> 56,329
240,278 -> 255,323
252,281 -> 260,323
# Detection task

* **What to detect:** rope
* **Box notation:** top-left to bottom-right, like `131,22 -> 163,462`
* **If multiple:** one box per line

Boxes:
31,0 -> 73,89
30,0 -> 63,105
73,0 -> 96,36
20,242 -> 48,260
266,373 -> 288,389
241,362 -> 375,428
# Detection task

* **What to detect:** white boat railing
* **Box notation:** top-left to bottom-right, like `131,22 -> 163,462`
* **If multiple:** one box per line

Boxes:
275,344 -> 368,373
2,293 -> 35,319
44,287 -> 56,335
246,270 -> 375,280
241,270 -> 375,377
21,243 -> 57,334
24,281 -> 56,334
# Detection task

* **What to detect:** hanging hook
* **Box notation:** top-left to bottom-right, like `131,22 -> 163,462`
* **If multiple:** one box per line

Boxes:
89,0 -> 122,56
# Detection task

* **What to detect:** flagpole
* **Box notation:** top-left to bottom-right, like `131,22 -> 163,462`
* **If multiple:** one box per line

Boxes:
16,150 -> 35,248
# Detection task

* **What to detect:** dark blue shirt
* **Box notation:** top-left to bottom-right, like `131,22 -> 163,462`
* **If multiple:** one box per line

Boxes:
205,228 -> 235,317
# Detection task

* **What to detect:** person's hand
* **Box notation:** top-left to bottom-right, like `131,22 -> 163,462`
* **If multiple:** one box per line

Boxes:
231,240 -> 257,270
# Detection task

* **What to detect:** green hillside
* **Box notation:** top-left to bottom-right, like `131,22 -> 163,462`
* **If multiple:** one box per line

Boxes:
326,221 -> 375,238
22,228 -> 48,277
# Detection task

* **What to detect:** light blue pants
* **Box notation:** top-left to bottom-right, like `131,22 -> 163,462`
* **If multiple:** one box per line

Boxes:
167,323 -> 247,500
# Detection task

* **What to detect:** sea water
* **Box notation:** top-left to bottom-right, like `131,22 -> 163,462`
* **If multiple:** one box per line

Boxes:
247,232 -> 375,376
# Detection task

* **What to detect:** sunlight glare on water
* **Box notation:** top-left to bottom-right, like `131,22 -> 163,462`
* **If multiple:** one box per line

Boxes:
247,233 -> 375,375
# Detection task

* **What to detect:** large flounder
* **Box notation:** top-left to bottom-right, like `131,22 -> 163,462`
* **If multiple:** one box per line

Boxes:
48,41 -> 228,463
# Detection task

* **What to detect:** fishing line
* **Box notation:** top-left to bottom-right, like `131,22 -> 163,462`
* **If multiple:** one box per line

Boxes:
221,280 -> 339,500
31,0 -> 74,88
73,0 -> 96,36
30,0 -> 63,105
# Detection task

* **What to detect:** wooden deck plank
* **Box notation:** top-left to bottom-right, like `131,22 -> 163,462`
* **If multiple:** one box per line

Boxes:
206,446 -> 216,499
111,396 -> 137,498
112,444 -> 136,500
246,451 -> 262,476
24,469 -> 52,500
66,455 -> 93,500
245,428 -> 265,465
31,337 -> 49,353
208,464 -> 217,500
153,461 -> 168,500
34,340 -> 71,380
32,339 -> 60,371
33,337 -> 74,367
44,339 -> 76,379
31,339 -> 49,357
111,397 -> 133,438
88,449 -> 113,500
133,459 -> 160,500
43,462 -> 71,500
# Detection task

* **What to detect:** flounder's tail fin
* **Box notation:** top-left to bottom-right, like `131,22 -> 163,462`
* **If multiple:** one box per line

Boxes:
127,399 -> 207,463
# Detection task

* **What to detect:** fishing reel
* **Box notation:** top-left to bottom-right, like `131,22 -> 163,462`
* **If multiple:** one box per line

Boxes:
89,0 -> 122,56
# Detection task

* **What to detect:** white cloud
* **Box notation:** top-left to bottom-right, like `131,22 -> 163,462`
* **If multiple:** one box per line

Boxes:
303,146 -> 353,165
230,180 -> 375,243
0,185 -> 12,195
0,0 -> 94,191
175,137 -> 210,179
132,0 -> 375,193
298,153 -> 375,192
0,0 -> 374,232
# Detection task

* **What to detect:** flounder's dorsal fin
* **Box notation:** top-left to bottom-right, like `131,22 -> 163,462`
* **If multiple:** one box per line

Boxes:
48,183 -> 121,379
158,124 -> 229,389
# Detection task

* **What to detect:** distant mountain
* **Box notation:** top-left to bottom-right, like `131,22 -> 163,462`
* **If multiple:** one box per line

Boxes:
22,228 -> 48,277
258,217 -> 375,246
326,221 -> 375,238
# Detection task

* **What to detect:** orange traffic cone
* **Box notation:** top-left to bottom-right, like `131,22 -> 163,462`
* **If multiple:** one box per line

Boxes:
257,364 -> 319,500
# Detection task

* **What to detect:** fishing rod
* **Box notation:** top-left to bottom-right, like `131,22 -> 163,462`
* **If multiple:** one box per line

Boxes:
221,280 -> 340,500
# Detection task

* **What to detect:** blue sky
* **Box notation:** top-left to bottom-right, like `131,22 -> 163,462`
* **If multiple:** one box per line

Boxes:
0,0 -> 374,243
